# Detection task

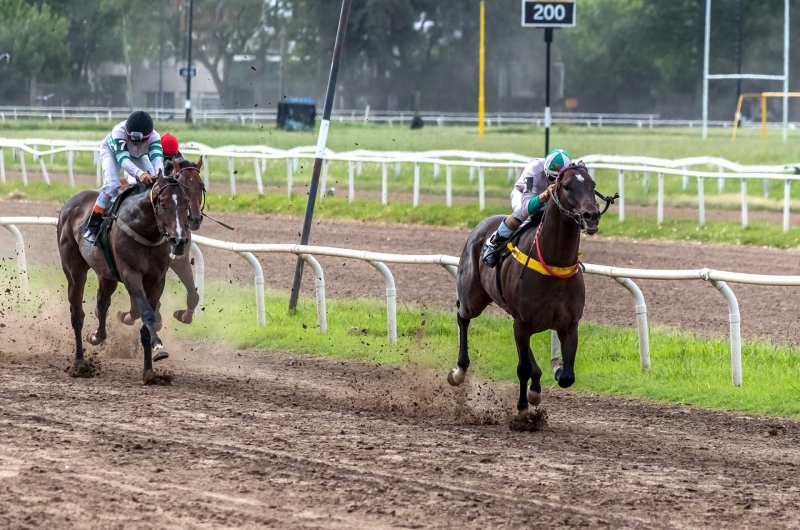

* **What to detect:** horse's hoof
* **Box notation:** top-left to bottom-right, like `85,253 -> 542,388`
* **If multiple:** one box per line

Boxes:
86,332 -> 105,346
117,312 -> 136,326
527,386 -> 542,407
557,372 -> 575,389
447,367 -> 466,387
152,344 -> 169,362
143,369 -> 173,386
173,309 -> 193,324
554,367 -> 563,382
69,359 -> 99,378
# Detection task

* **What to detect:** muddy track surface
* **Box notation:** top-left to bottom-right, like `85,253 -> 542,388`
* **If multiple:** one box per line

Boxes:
1,340 -> 799,529
4,200 -> 800,344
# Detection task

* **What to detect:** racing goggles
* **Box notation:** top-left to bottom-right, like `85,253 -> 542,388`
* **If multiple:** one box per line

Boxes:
126,130 -> 151,142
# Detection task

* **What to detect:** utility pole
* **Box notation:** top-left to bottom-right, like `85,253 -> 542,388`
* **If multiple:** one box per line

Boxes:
544,27 -> 553,156
735,0 -> 744,107
158,0 -> 164,109
185,0 -> 194,122
278,25 -> 287,102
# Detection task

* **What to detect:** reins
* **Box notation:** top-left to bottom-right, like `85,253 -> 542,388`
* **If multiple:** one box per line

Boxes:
174,164 -> 235,231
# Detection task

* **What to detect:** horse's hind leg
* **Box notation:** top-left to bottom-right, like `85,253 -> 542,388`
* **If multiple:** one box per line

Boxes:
447,305 -> 471,386
513,319 -> 536,412
65,267 -> 91,377
170,255 -> 198,324
87,278 -> 117,346
555,324 -> 578,388
526,344 -> 544,407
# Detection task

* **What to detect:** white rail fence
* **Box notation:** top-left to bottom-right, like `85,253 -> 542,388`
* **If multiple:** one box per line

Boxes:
7,216 -> 800,387
3,139 -> 800,230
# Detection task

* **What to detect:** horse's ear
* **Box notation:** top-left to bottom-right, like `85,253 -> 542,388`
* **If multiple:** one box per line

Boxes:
156,169 -> 165,186
196,156 -> 203,170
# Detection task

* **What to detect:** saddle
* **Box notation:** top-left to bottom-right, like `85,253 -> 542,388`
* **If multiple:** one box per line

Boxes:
493,208 -> 545,306
94,183 -> 149,282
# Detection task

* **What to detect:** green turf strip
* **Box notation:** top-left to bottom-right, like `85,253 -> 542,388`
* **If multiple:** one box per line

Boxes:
3,263 -> 799,418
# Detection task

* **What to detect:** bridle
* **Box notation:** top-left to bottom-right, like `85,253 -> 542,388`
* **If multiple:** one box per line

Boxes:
149,177 -> 189,240
547,161 -> 618,231
173,164 -> 206,216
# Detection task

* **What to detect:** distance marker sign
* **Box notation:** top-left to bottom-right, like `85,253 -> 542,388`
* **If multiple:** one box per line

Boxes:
521,0 -> 576,28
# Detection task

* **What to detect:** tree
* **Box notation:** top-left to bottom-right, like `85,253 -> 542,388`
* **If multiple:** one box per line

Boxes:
0,0 -> 70,104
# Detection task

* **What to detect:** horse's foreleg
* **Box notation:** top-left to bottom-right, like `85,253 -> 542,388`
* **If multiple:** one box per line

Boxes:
513,319 -> 534,412
126,275 -> 168,365
117,293 -> 140,326
170,256 -> 198,324
87,278 -> 117,345
447,306 -> 471,386
526,345 -> 543,407
555,324 -> 579,388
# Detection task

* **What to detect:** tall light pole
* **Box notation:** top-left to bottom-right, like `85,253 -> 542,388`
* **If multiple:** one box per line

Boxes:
158,0 -> 164,109
185,0 -> 194,122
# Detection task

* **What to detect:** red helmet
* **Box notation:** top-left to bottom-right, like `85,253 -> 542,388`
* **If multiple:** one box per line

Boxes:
161,133 -> 180,156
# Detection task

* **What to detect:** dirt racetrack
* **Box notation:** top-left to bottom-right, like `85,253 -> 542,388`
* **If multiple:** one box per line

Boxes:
2,337 -> 799,529
3,198 -> 800,527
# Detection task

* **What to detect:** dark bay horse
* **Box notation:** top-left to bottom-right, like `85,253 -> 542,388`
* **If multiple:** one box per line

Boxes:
450,162 -> 602,414
58,171 -> 191,383
118,158 -> 205,327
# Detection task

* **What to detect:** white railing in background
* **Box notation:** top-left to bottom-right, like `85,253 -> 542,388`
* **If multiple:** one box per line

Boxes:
3,139 -> 800,230
8,216 -> 800,387
4,105 -> 800,131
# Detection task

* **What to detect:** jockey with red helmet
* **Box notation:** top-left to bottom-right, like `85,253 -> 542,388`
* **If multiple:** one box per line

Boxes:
83,111 -> 164,244
160,133 -> 184,175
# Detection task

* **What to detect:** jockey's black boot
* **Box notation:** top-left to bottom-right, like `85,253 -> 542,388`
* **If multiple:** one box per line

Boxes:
83,211 -> 104,245
481,229 -> 513,268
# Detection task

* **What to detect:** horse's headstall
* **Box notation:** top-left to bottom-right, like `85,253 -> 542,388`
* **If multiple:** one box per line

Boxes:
554,161 -> 588,182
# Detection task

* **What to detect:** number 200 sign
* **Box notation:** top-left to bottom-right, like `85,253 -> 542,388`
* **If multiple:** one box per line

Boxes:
521,0 -> 576,28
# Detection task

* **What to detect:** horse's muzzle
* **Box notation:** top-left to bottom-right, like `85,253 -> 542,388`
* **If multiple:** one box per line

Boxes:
583,210 -> 600,235
188,215 -> 203,232
169,237 -> 188,256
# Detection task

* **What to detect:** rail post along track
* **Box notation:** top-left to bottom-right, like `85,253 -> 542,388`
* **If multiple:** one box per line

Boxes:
288,0 -> 352,312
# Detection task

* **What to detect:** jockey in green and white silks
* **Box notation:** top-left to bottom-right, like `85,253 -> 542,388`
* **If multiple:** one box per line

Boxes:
481,149 -> 571,268
83,111 -> 165,245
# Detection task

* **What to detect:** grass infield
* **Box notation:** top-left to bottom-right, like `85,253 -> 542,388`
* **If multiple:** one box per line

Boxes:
3,263 -> 799,418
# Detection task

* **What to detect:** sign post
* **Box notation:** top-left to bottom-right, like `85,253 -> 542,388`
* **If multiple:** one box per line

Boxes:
287,0 -> 352,312
522,0 -> 576,155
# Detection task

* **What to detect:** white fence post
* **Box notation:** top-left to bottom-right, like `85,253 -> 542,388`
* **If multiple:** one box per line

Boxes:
190,242 -> 204,317
643,165 -> 649,193
348,160 -> 355,202
783,179 -> 791,233
321,160 -> 329,198
718,165 -> 725,193
763,178 -> 770,198
469,158 -> 475,181
32,144 -> 38,162
363,104 -> 370,124
67,150 -> 74,187
381,162 -> 388,205
446,164 -> 453,208
20,149 -> 27,186
356,160 -> 362,177
3,224 -> 29,300
698,176 -> 705,226
238,251 -> 265,326
300,254 -> 327,333
228,157 -> 236,195
741,178 -> 748,228
507,161 -> 514,182
413,162 -> 420,207
202,155 -> 209,190
618,169 -> 625,222
710,280 -> 742,387
615,277 -> 650,370
657,173 -> 664,225
368,261 -> 397,344
253,157 -> 264,195
286,157 -> 293,198
433,162 -> 440,179
682,165 -> 688,190
39,157 -> 51,185
0,147 -> 5,184
478,166 -> 485,211
395,161 -> 401,177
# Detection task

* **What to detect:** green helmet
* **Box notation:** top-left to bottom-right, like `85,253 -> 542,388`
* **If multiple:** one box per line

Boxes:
544,149 -> 571,178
